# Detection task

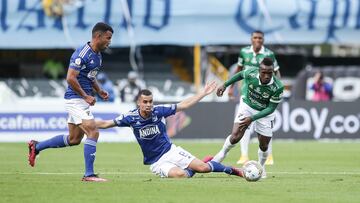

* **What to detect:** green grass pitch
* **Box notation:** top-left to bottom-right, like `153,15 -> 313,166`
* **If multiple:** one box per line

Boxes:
0,141 -> 359,203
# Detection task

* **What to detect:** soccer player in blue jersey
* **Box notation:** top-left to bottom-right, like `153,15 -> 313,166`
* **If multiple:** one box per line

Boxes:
28,22 -> 113,182
95,82 -> 244,178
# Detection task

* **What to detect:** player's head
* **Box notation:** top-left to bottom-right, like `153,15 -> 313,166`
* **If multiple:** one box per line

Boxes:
137,89 -> 153,116
251,30 -> 264,50
92,22 -> 113,51
259,57 -> 274,84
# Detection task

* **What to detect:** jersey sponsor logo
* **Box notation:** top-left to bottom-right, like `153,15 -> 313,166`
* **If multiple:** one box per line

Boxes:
248,96 -> 267,108
262,92 -> 270,98
87,68 -> 99,80
139,125 -> 161,139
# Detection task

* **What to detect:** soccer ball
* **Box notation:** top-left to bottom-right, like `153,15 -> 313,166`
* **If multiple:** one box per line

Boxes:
243,160 -> 263,182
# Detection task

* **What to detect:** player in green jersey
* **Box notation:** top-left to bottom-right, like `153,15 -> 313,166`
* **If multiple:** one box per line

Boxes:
229,30 -> 280,165
209,57 -> 284,179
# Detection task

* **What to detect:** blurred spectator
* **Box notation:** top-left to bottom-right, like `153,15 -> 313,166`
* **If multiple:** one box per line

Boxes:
96,72 -> 115,102
43,59 -> 65,79
310,71 -> 333,102
118,71 -> 146,103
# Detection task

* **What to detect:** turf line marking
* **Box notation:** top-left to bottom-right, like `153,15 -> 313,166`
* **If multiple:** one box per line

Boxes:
1,171 -> 360,175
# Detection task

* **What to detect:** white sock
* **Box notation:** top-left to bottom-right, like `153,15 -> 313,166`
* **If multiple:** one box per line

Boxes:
258,148 -> 269,167
213,135 -> 235,163
240,130 -> 251,157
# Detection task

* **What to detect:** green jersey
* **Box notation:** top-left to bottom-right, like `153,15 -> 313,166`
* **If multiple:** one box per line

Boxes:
238,46 -> 280,71
224,67 -> 284,120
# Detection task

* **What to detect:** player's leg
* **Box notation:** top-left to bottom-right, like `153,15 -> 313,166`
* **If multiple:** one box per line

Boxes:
212,101 -> 252,163
265,139 -> 274,165
212,121 -> 247,163
237,128 -> 251,164
167,167 -> 189,178
78,119 -> 101,179
257,134 -> 271,178
254,113 -> 274,179
27,123 -> 82,167
67,123 -> 85,145
187,158 -> 244,177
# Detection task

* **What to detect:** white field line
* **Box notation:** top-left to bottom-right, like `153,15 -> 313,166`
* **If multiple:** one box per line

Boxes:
1,171 -> 360,175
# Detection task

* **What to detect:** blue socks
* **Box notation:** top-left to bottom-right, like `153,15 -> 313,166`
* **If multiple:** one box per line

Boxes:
35,135 -> 70,152
84,138 -> 97,177
35,135 -> 98,177
207,161 -> 233,175
184,168 -> 195,178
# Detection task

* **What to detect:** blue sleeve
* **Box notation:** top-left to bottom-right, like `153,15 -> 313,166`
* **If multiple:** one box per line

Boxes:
155,104 -> 177,118
113,113 -> 131,127
324,83 -> 332,92
69,51 -> 85,71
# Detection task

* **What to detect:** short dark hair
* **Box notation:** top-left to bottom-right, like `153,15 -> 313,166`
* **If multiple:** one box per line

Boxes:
92,22 -> 113,37
261,57 -> 274,67
252,30 -> 264,36
136,89 -> 152,100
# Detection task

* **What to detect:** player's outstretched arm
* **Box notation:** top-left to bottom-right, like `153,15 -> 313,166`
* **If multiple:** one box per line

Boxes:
217,70 -> 245,97
176,81 -> 217,112
96,120 -> 116,129
228,65 -> 244,99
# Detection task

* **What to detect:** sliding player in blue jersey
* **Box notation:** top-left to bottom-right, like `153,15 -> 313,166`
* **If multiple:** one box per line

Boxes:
96,81 -> 244,178
28,22 -> 113,182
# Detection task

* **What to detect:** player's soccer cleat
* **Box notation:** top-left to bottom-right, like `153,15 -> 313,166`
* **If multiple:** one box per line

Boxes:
261,168 -> 267,179
82,174 -> 108,182
230,167 -> 244,178
265,154 -> 274,165
28,140 -> 39,167
202,155 -> 213,163
236,155 -> 249,165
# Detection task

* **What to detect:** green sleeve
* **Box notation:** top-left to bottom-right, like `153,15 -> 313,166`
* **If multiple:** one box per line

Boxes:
250,102 -> 278,121
224,70 -> 245,87
270,53 -> 280,71
270,87 -> 284,104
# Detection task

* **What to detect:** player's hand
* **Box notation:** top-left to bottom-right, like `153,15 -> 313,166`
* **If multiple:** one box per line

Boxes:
216,85 -> 226,97
84,95 -> 96,106
99,89 -> 109,101
203,81 -> 217,95
238,117 -> 252,131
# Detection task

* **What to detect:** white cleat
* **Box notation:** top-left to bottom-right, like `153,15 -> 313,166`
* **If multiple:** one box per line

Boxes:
261,168 -> 267,179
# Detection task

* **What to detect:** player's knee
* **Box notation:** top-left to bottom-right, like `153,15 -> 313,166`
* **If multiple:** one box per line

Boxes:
259,144 -> 268,152
68,137 -> 81,146
170,170 -> 187,178
197,163 -> 211,173
86,130 -> 99,139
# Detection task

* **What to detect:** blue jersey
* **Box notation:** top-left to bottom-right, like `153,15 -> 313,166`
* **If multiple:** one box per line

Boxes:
64,42 -> 102,99
114,104 -> 177,165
